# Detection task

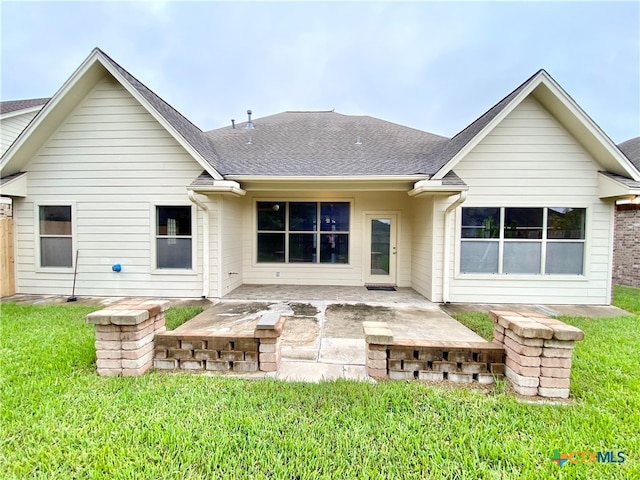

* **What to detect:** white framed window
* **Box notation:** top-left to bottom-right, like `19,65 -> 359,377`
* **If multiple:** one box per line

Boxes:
39,205 -> 73,268
155,205 -> 193,270
256,201 -> 350,264
460,207 -> 586,275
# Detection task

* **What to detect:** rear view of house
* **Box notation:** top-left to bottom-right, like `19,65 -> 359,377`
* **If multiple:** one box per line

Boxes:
1,48 -> 638,303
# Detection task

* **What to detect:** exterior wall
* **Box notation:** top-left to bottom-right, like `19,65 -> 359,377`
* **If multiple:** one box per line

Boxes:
221,195 -> 244,295
14,77 -> 206,297
442,97 -> 614,304
1,110 -> 40,155
410,196 -> 435,299
240,191 -> 413,287
613,204 -> 640,288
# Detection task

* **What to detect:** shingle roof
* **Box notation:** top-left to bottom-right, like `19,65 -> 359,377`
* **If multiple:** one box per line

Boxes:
204,111 -> 450,176
0,98 -> 49,115
618,136 -> 640,171
95,49 -> 222,172
0,171 -> 26,183
600,171 -> 640,189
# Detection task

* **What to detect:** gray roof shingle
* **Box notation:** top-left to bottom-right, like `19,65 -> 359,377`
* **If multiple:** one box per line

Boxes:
204,111 -> 450,176
600,171 -> 640,189
0,98 -> 49,115
618,136 -> 640,172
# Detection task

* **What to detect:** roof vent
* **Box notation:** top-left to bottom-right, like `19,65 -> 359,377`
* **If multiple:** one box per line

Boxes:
246,109 -> 254,129
231,119 -> 235,129
355,135 -> 362,145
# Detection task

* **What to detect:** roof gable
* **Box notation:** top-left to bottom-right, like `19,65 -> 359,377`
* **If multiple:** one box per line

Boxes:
432,70 -> 640,181
1,49 -> 222,179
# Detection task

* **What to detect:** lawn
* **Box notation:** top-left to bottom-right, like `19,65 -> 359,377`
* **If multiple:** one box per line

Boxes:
1,288 -> 638,479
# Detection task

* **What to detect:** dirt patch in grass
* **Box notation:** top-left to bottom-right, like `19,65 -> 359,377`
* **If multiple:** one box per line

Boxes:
289,303 -> 320,317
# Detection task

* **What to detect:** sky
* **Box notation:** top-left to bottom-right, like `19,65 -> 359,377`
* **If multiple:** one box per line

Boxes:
1,1 -> 638,143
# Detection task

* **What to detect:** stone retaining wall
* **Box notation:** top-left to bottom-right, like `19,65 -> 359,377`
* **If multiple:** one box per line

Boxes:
86,299 -> 169,376
490,310 -> 584,399
363,321 -> 506,385
153,316 -> 285,373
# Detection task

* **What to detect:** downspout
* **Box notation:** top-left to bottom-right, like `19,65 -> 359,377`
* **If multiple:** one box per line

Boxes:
442,191 -> 467,304
188,191 -> 209,298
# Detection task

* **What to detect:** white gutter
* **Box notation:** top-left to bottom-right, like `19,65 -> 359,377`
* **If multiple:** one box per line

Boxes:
442,191 -> 467,304
188,191 -> 210,298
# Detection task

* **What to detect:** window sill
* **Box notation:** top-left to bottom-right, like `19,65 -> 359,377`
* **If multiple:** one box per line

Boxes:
36,267 -> 74,273
454,273 -> 588,281
254,262 -> 352,268
152,269 -> 197,276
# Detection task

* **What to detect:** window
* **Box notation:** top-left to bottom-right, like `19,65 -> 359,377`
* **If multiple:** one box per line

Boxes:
460,207 -> 586,275
257,201 -> 349,264
39,206 -> 73,268
156,206 -> 192,269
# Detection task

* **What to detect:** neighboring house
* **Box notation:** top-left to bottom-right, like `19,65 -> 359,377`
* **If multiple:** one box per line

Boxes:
614,137 -> 640,288
1,98 -> 49,156
1,48 -> 639,303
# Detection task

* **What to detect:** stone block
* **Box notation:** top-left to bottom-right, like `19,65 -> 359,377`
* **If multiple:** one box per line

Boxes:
256,311 -> 281,329
95,340 -> 121,351
181,340 -> 205,350
95,331 -> 122,341
447,350 -> 472,363
493,324 -> 506,335
121,334 -> 154,351
207,338 -> 233,351
95,324 -> 121,333
503,347 -> 542,367
477,350 -> 505,364
477,373 -> 497,385
542,347 -> 573,359
168,348 -> 194,360
503,336 -> 543,357
449,372 -> 473,383
504,365 -> 540,388
259,342 -> 277,353
504,329 -> 544,347
540,356 -> 572,369
432,361 -> 457,373
389,348 -> 415,360
253,318 -> 285,338
461,362 -> 488,374
122,350 -> 154,369
505,357 -> 540,377
507,318 -> 553,339
368,344 -> 387,351
539,376 -> 570,389
220,351 -> 245,362
260,362 -> 279,372
233,361 -> 258,373
364,327 -> 393,345
417,348 -> 444,361
96,349 -> 122,359
154,348 -> 168,359
97,368 -> 122,377
153,359 -> 177,370
388,359 -> 402,370
122,364 -> 153,377
389,370 -> 414,380
418,371 -> 444,381
543,339 -> 575,349
489,310 -> 520,322
206,361 -> 231,371
109,309 -> 150,326
259,352 -> 280,363
512,384 -> 539,396
236,339 -> 259,351
367,366 -> 387,378
258,337 -> 279,345
120,324 -> 155,342
97,358 -> 122,369
155,335 -> 180,348
368,349 -> 387,360
121,342 -> 154,360
244,351 -> 259,363
493,332 -> 505,344
120,317 -> 154,332
194,349 -> 219,361
154,317 -> 166,329
538,387 -> 570,399
86,311 -> 116,325
549,324 -> 584,342
490,363 -> 505,375
540,367 -> 571,378
180,360 -> 204,370
403,360 -> 428,372
367,358 -> 387,370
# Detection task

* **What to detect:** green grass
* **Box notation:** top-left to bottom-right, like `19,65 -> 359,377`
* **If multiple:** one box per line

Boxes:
1,294 -> 639,479
612,284 -> 640,315
165,306 -> 204,330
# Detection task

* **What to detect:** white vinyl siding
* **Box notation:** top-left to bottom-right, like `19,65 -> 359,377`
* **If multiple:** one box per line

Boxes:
1,110 -> 40,155
410,196 -> 436,300
221,196 -> 243,295
14,77 -> 205,297
440,96 -> 613,304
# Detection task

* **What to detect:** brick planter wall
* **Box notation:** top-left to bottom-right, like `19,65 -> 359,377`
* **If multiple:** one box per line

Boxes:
154,315 -> 285,373
363,321 -> 506,385
490,310 -> 584,399
86,299 -> 169,376
614,204 -> 640,288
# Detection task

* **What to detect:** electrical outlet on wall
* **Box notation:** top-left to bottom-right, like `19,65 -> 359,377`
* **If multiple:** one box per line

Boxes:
276,272 -> 280,277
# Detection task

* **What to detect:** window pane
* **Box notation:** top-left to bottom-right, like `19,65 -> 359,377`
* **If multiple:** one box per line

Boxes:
504,242 -> 541,274
460,241 -> 498,273
320,203 -> 350,231
289,202 -> 317,231
157,238 -> 192,269
257,233 -> 285,263
546,242 -> 584,274
157,206 -> 191,236
257,202 -> 285,231
547,208 -> 586,239
40,206 -> 72,235
289,233 -> 316,263
41,237 -> 72,267
504,208 -> 543,239
320,234 -> 348,264
461,208 -> 500,238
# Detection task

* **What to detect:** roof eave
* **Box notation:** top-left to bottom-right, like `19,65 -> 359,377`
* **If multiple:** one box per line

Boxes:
598,172 -> 640,199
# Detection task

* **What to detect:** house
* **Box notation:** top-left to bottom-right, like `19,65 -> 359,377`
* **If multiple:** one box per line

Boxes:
1,48 -> 639,303
614,137 -> 640,288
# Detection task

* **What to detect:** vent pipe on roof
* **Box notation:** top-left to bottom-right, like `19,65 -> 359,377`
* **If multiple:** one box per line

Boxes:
355,135 -> 362,145
246,109 -> 254,129
231,119 -> 235,129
